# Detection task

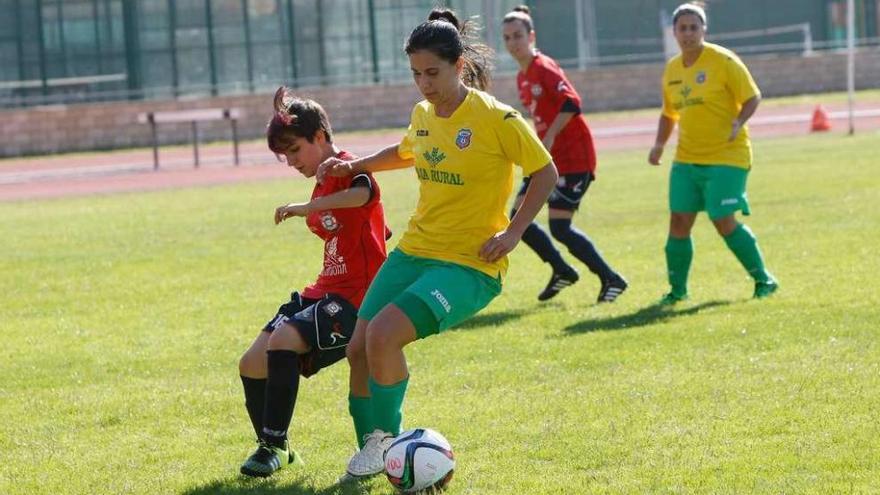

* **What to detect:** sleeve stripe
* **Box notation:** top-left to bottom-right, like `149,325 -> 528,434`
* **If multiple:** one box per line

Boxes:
351,173 -> 374,202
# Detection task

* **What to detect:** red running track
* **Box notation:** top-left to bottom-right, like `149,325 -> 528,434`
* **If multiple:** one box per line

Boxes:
1,102 -> 878,202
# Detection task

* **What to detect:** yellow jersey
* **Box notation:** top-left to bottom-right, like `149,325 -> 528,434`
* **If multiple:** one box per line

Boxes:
397,88 -> 552,279
662,42 -> 760,169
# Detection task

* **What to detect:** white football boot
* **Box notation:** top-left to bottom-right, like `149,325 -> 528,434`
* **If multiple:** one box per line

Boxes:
343,429 -> 394,479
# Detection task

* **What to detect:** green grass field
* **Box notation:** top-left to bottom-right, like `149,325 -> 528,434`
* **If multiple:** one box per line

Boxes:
2,131 -> 879,494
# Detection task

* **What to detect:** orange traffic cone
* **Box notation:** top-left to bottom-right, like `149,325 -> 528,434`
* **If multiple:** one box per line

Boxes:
811,105 -> 831,132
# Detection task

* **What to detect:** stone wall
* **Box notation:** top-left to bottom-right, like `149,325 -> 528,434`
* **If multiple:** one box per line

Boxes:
3,48 -> 879,158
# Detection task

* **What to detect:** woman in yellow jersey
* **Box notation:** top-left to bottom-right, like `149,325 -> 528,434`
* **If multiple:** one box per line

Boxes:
648,3 -> 778,305
317,8 -> 557,482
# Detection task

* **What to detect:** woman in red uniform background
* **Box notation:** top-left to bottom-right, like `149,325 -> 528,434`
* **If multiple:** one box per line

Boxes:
502,5 -> 627,303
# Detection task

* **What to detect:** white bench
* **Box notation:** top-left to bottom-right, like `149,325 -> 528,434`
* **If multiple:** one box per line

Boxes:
137,108 -> 243,170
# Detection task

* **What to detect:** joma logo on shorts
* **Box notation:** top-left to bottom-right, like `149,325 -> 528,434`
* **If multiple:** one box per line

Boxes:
430,289 -> 452,313
720,198 -> 739,206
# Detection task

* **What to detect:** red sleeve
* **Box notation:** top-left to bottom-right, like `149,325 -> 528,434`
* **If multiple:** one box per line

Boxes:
351,172 -> 379,208
320,175 -> 347,197
330,149 -> 377,206
539,57 -> 581,108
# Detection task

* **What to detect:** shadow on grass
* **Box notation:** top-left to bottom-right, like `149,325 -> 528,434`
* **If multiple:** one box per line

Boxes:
181,476 -> 369,495
562,300 -> 732,335
450,307 -> 533,331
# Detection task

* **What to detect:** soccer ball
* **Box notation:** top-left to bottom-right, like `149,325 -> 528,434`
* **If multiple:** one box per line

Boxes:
384,428 -> 455,493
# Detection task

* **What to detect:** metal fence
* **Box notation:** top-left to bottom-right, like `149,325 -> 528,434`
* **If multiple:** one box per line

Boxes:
1,0 -> 879,108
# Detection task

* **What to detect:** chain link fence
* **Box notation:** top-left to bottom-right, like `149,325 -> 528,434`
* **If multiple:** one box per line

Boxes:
1,0 -> 879,108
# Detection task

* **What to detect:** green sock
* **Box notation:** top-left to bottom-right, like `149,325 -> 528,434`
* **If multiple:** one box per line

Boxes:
724,224 -> 772,283
368,376 -> 408,436
665,236 -> 693,296
348,395 -> 375,449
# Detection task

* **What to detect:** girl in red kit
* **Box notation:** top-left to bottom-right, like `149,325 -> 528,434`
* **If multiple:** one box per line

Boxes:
503,5 -> 628,303
236,87 -> 389,477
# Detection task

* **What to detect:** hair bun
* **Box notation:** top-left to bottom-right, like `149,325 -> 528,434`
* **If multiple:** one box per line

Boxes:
428,8 -> 460,29
512,5 -> 530,15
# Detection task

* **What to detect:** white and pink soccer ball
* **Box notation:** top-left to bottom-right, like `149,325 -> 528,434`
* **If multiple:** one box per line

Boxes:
384,428 -> 455,493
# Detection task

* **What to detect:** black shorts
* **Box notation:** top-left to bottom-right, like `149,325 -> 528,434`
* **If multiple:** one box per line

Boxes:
518,172 -> 593,211
263,292 -> 358,378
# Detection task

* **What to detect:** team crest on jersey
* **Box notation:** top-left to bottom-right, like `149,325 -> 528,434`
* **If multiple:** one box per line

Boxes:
455,128 -> 473,150
531,84 -> 543,96
696,71 -> 707,84
320,211 -> 339,231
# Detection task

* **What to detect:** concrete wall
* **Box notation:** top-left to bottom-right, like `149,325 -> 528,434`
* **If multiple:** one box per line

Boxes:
3,48 -> 879,158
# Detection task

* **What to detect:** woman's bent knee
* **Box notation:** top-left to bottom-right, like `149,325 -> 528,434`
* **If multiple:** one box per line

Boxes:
669,213 -> 696,237
346,340 -> 366,361
239,349 -> 265,377
365,323 -> 410,354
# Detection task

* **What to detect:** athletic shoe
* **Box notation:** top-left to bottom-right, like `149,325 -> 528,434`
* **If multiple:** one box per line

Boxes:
597,275 -> 628,303
345,429 -> 394,477
659,292 -> 688,306
753,279 -> 779,299
240,439 -> 303,478
336,471 -> 378,485
538,268 -> 580,301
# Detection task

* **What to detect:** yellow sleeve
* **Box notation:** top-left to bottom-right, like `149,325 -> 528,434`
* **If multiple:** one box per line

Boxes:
726,55 -> 761,104
496,109 -> 553,176
661,66 -> 680,121
397,106 -> 420,160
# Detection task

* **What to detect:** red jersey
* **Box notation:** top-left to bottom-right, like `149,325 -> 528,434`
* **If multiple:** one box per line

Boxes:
517,52 -> 596,175
301,150 -> 388,307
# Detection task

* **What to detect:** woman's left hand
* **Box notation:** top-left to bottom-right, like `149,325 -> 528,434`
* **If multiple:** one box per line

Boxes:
316,157 -> 354,183
479,229 -> 522,262
728,119 -> 743,142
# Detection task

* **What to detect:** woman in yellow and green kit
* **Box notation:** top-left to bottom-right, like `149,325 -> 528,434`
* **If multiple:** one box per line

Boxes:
648,2 -> 778,304
317,7 -> 557,482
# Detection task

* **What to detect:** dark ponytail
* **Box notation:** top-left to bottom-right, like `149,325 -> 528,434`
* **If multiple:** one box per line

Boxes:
405,8 -> 494,91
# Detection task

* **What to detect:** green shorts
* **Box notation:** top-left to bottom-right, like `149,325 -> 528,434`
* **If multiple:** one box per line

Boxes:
358,249 -> 502,339
669,161 -> 751,220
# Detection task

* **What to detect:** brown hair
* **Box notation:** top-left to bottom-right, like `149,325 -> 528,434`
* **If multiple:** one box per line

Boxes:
266,86 -> 333,154
503,5 -> 533,33
404,8 -> 494,91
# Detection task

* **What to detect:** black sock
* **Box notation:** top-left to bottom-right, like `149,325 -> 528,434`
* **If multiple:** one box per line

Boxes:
262,350 -> 301,448
549,218 -> 615,281
517,215 -> 571,273
240,376 -> 267,439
